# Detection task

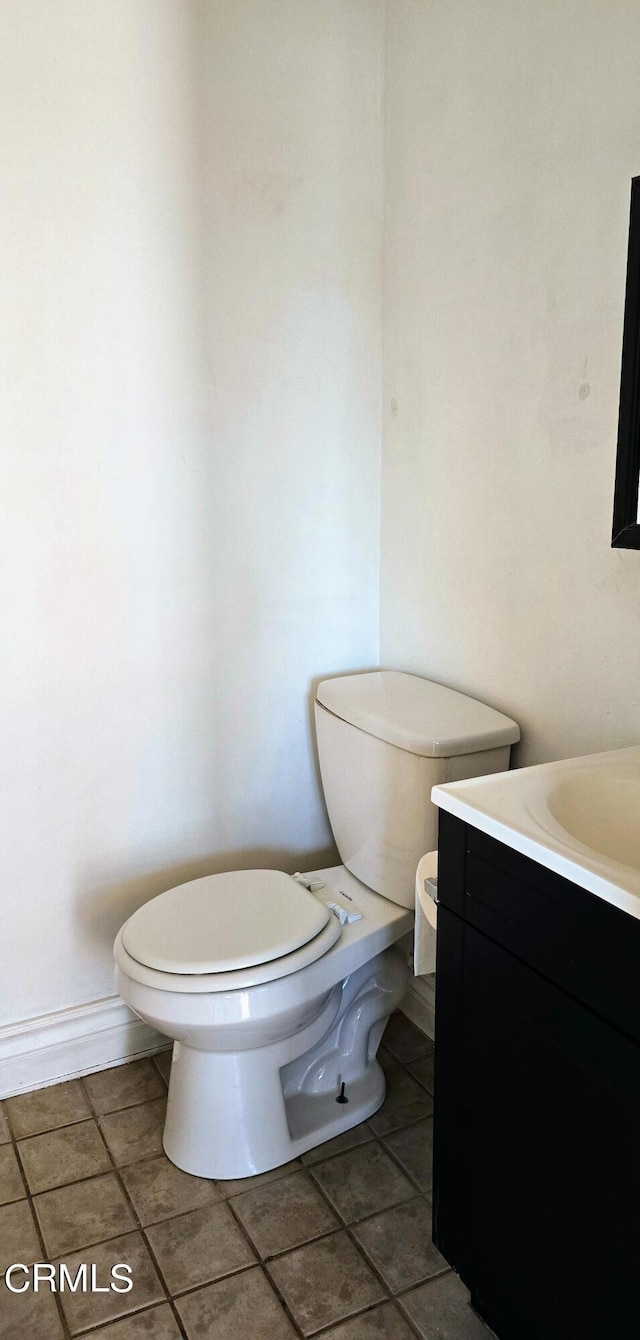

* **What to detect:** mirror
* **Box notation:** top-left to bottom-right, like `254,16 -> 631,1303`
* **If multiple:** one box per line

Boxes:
612,176 -> 640,548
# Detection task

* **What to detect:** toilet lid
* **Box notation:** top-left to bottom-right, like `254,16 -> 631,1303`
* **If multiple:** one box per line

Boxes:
121,870 -> 331,976
317,671 -> 520,757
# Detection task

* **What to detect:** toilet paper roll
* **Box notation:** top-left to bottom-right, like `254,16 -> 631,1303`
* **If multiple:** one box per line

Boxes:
414,850 -> 438,977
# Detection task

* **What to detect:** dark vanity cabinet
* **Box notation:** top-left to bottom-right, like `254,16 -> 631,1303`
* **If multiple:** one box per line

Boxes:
433,810 -> 640,1340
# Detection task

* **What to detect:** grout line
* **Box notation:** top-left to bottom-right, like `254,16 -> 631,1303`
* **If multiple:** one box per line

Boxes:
169,1258 -> 260,1300
70,1298 -> 176,1337
297,1131 -> 377,1172
167,1259 -> 311,1340
378,1130 -> 434,1200
306,1160 -> 423,1234
254,1221 -> 343,1266
151,1051 -> 172,1086
385,1043 -> 435,1063
10,1113 -> 92,1142
307,1297 -> 406,1337
370,1110 -> 434,1142
29,1167 -> 128,1200
222,1155 -> 437,1340
392,1296 -> 438,1340
82,1095 -> 167,1117
299,1107 -> 446,1331
395,1266 -> 453,1302
79,1075 -> 190,1340
395,1274 -> 459,1340
310,1292 -> 439,1340
301,1150 -> 400,1310
1,1022 -> 440,1340
1,1099 -> 73,1339
223,1189 -> 308,1337
389,1295 -> 432,1340
405,1069 -> 435,1097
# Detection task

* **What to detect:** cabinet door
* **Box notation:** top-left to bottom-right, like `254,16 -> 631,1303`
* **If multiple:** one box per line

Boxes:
453,923 -> 640,1340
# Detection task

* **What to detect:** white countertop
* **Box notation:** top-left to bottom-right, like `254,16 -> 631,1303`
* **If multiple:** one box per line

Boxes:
432,745 -> 640,921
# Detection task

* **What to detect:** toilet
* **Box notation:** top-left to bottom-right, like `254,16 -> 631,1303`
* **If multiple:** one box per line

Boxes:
114,671 -> 519,1179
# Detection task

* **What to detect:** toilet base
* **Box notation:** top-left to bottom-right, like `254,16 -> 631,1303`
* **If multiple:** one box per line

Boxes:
162,945 -> 407,1180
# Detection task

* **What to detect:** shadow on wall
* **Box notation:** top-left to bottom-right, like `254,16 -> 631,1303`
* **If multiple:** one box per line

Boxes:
304,668 -> 379,818
68,667 -> 379,1004
73,839 -> 339,1000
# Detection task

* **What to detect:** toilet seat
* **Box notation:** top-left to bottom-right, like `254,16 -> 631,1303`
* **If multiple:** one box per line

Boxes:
117,868 -> 343,993
123,869 -> 331,976
114,915 -> 342,993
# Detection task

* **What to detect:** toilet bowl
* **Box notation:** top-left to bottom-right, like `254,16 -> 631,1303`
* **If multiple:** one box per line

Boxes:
115,671 -> 520,1179
115,864 -> 411,1178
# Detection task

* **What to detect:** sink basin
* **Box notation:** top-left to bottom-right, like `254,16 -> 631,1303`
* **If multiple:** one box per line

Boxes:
432,745 -> 640,918
546,765 -> 640,871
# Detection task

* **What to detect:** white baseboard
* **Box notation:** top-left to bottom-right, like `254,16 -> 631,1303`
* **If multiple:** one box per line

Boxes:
0,979 -> 432,1102
0,997 -> 169,1099
401,975 -> 436,1041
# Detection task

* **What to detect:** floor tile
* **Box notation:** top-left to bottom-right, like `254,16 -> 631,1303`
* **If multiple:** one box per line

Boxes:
54,1230 -> 164,1334
383,1014 -> 433,1065
0,1145 -> 25,1205
232,1169 -> 338,1257
18,1118 -> 111,1194
85,1303 -> 183,1339
34,1171 -> 135,1256
382,1118 -> 433,1197
219,1158 -> 301,1197
322,1301 -> 416,1339
100,1098 -> 166,1167
311,1141 -> 414,1223
121,1152 -> 220,1226
352,1197 -> 446,1293
84,1060 -> 166,1115
301,1122 -> 374,1166
0,1281 -> 65,1339
177,1265 -> 297,1339
399,1272 -> 494,1339
0,1052 -> 452,1338
5,1080 -> 91,1140
368,1070 -> 433,1137
0,1200 -> 42,1274
153,1051 -> 172,1085
145,1201 -> 255,1294
376,1044 -> 404,1075
267,1230 -> 385,1336
408,1053 -> 435,1095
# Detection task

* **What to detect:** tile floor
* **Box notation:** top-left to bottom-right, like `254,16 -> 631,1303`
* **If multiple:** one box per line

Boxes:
0,1013 -> 493,1340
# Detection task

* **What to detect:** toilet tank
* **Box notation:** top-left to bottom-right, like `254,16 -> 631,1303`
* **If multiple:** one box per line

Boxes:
315,671 -> 520,909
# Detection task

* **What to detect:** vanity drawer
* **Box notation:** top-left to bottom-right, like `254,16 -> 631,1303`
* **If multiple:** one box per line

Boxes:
437,810 -> 640,1043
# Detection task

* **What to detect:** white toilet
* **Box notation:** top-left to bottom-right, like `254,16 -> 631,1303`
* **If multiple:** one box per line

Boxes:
114,671 -> 519,1180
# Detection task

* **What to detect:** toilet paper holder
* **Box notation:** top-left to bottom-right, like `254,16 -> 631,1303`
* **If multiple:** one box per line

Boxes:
424,876 -> 438,905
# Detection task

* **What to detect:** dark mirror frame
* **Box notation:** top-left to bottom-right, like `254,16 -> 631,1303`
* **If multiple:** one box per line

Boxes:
612,175 -> 640,548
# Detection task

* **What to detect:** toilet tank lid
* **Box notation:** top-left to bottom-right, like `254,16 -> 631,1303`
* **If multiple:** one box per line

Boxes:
316,671 -> 520,758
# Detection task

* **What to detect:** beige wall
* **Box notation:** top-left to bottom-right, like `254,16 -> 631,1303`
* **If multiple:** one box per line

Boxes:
381,0 -> 640,767
0,0 -> 383,1027
7,0 -> 639,1041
